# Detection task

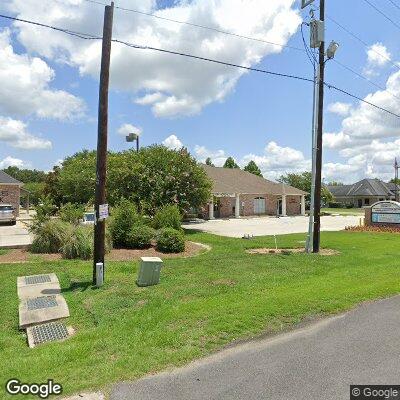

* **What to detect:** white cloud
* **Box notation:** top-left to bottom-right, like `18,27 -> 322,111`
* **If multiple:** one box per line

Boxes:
0,28 -> 84,120
364,42 -> 391,76
194,145 -> 227,166
117,123 -> 142,137
0,116 -> 52,150
241,141 -> 310,180
327,102 -> 352,116
5,0 -> 301,118
162,134 -> 183,150
0,156 -> 28,169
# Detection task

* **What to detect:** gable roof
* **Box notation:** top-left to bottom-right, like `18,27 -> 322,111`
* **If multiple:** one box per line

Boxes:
202,165 -> 307,196
327,179 -> 394,197
0,170 -> 22,185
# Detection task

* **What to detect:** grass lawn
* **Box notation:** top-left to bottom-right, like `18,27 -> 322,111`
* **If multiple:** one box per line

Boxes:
1,230 -> 399,398
321,207 -> 365,216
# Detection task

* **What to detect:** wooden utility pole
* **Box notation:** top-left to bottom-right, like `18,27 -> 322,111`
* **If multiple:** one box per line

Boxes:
395,158 -> 399,202
313,0 -> 325,253
93,2 -> 114,284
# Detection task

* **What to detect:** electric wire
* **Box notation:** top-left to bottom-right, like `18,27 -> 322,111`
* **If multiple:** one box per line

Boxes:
388,0 -> 400,11
362,0 -> 400,31
1,12 -> 399,119
81,0 -> 305,52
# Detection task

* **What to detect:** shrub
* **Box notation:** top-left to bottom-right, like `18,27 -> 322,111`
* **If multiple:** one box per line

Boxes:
156,228 -> 185,253
61,225 -> 112,260
59,203 -> 85,224
30,219 -> 71,254
29,195 -> 57,235
61,225 -> 92,260
328,202 -> 343,209
152,204 -> 182,231
127,225 -> 155,249
110,200 -> 141,248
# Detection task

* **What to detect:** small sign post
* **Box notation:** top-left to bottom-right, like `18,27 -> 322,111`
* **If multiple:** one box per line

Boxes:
98,203 -> 109,221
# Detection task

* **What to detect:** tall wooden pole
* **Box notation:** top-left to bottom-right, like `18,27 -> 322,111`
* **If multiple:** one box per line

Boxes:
313,0 -> 325,253
93,2 -> 114,284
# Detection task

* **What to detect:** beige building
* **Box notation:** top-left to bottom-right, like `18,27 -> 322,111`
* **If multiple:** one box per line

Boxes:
202,165 -> 307,219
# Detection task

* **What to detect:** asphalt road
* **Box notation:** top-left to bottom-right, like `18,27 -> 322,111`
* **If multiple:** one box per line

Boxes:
182,215 -> 362,237
111,296 -> 400,400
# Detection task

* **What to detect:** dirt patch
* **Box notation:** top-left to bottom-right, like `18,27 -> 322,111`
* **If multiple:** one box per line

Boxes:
345,225 -> 400,233
0,241 -> 209,264
246,248 -> 340,256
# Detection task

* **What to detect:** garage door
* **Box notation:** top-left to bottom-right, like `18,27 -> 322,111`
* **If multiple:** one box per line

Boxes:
254,197 -> 266,214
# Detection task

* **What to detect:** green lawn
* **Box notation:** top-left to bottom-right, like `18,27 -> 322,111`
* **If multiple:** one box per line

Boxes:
321,207 -> 365,216
1,231 -> 399,398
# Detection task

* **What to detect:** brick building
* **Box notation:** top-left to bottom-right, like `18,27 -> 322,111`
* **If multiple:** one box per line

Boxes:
202,165 -> 307,219
0,171 -> 23,217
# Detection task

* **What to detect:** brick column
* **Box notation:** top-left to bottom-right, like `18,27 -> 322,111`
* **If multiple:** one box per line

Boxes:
282,195 -> 287,216
235,194 -> 240,218
301,195 -> 306,216
209,199 -> 214,220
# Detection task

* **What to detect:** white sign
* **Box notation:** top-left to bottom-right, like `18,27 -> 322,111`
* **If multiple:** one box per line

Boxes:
99,204 -> 109,220
301,0 -> 315,9
371,201 -> 400,224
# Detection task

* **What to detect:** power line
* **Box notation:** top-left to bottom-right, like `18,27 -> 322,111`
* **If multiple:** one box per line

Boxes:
362,0 -> 400,31
1,12 -> 400,119
326,14 -> 400,71
388,0 -> 400,11
333,59 -> 400,101
81,0 -> 305,52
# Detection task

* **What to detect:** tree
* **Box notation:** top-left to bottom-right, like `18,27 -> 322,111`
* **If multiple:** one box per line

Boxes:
45,146 -> 212,215
327,181 -> 343,186
205,157 -> 214,166
279,171 -> 333,205
2,166 -> 47,183
244,160 -> 263,177
223,157 -> 239,169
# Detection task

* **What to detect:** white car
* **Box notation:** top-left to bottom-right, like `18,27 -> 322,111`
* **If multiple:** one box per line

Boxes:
0,204 -> 17,225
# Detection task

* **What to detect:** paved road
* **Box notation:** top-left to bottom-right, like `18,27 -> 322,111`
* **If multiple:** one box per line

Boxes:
111,296 -> 400,400
0,220 -> 32,248
183,215 -> 362,238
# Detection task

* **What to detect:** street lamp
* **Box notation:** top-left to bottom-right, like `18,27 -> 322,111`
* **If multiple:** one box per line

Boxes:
126,132 -> 140,152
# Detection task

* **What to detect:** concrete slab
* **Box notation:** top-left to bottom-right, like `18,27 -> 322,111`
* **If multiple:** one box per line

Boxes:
0,219 -> 33,249
19,295 -> 70,329
17,282 -> 61,301
17,273 -> 59,288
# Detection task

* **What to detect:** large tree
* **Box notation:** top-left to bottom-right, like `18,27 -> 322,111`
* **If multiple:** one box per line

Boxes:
244,160 -> 263,177
205,157 -> 214,166
45,146 -> 212,214
279,171 -> 333,204
223,157 -> 239,169
2,166 -> 47,183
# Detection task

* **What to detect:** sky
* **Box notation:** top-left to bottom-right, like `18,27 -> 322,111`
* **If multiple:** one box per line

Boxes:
0,0 -> 400,183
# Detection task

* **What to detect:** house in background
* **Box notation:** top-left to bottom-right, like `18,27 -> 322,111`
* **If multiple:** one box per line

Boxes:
0,171 -> 24,216
202,165 -> 307,219
327,178 -> 396,208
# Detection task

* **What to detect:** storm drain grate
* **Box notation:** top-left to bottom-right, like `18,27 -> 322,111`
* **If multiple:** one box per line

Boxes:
27,296 -> 58,311
31,322 -> 69,345
25,275 -> 51,285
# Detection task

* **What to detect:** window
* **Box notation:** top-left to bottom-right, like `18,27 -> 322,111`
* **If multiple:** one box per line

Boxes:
364,198 -> 370,205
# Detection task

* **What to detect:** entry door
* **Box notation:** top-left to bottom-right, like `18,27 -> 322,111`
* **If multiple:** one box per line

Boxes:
254,197 -> 266,214
277,199 -> 282,215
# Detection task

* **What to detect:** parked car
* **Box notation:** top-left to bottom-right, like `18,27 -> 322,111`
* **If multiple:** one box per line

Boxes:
81,212 -> 95,225
0,204 -> 16,225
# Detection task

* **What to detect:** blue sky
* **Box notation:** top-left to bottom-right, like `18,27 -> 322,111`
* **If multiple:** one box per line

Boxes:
0,0 -> 400,183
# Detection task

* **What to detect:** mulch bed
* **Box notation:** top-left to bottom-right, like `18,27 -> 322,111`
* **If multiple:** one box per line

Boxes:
0,241 -> 209,264
246,248 -> 340,256
345,225 -> 400,233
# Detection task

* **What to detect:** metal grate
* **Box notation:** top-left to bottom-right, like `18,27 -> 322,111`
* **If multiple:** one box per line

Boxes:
27,296 -> 58,311
31,322 -> 69,345
25,275 -> 51,285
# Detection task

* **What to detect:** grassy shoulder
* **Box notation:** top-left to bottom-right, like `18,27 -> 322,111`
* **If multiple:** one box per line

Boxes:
321,207 -> 365,216
1,230 -> 399,398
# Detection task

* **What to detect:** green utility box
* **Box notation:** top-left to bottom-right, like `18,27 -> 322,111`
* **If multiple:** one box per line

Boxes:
136,257 -> 163,287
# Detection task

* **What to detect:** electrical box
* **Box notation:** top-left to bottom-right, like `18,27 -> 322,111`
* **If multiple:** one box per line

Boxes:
96,262 -> 104,287
136,257 -> 163,287
310,19 -> 324,48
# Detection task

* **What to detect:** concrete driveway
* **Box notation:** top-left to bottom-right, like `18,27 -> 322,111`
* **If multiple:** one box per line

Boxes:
183,215 -> 361,237
111,296 -> 400,400
0,219 -> 32,248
